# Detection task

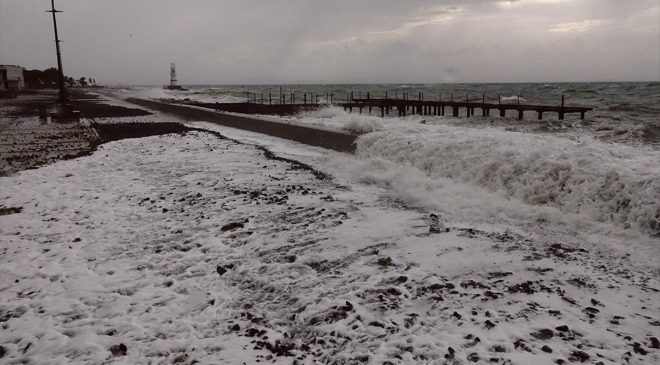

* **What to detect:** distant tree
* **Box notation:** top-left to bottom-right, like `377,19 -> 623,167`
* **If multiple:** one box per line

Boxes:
23,68 -> 95,89
24,68 -> 59,89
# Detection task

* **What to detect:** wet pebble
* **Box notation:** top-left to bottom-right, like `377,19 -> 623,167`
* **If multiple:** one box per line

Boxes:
109,343 -> 127,357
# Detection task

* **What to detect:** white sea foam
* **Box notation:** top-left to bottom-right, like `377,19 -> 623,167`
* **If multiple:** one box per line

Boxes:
291,106 -> 384,133
353,124 -> 660,236
287,108 -> 660,238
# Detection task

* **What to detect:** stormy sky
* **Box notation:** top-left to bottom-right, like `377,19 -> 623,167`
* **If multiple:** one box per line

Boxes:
0,0 -> 658,84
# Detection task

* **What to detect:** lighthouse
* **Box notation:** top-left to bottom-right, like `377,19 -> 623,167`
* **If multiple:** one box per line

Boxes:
164,63 -> 186,90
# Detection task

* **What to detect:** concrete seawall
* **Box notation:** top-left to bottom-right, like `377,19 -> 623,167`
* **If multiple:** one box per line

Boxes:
126,98 -> 357,153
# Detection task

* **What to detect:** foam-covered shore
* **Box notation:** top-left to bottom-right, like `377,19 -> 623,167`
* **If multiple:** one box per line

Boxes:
1,125 -> 658,364
268,106 -> 659,238
357,124 -> 660,235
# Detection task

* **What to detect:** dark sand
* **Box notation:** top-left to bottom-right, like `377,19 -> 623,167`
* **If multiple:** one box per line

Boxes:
0,89 -> 184,175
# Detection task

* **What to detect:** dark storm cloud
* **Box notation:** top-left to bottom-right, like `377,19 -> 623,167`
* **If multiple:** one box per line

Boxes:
0,0 -> 658,84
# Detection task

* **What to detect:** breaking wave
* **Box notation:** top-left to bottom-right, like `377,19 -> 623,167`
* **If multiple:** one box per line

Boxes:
354,124 -> 660,236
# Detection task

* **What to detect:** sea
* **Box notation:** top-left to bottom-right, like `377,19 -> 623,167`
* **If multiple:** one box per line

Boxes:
118,82 -> 660,240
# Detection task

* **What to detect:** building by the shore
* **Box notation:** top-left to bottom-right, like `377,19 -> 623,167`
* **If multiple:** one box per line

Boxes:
0,65 -> 26,95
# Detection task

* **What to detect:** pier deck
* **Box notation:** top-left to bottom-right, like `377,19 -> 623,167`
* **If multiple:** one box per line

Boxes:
181,91 -> 593,120
347,98 -> 593,120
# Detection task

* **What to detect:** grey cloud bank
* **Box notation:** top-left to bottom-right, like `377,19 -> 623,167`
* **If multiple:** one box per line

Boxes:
0,0 -> 658,84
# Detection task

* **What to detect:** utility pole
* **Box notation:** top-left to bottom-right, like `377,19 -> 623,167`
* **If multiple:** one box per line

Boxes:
47,0 -> 67,105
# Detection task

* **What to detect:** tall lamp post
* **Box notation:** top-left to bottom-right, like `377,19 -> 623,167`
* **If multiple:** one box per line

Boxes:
47,0 -> 67,105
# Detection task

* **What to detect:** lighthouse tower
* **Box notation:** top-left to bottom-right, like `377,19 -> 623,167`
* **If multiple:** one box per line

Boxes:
169,63 -> 178,87
165,63 -> 185,90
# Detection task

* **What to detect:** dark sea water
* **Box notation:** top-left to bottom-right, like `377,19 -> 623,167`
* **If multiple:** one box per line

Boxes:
143,82 -> 660,147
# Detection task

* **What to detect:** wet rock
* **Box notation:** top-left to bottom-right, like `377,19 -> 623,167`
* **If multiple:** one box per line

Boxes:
530,329 -> 554,340
491,345 -> 506,353
567,277 -> 594,288
444,347 -> 455,360
650,336 -> 659,349
230,324 -> 240,332
221,222 -> 244,231
632,342 -> 648,355
547,243 -> 587,258
555,325 -> 569,332
513,339 -> 532,352
569,350 -> 590,362
484,290 -> 503,300
508,281 -> 538,294
427,282 -> 455,291
338,301 -> 353,312
541,345 -> 553,353
561,296 -> 577,305
368,321 -> 385,328
487,271 -> 513,279
216,265 -> 227,276
467,353 -> 480,362
377,256 -> 394,267
0,345 -> 6,358
109,343 -> 127,357
0,306 -> 27,322
173,354 -> 188,363
0,206 -> 22,216
394,275 -> 408,283
428,213 -> 446,233
461,280 -> 490,289
584,307 -> 600,314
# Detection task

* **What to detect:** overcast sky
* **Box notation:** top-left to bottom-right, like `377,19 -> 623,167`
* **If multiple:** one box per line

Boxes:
0,0 -> 658,84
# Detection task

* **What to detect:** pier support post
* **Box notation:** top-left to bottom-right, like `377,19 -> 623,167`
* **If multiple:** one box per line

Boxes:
580,111 -> 585,120
518,110 -> 524,120
538,111 -> 543,120
499,109 -> 505,117
452,107 -> 459,117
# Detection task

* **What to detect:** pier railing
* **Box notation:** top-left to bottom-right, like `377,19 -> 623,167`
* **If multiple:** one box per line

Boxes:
223,89 -> 593,120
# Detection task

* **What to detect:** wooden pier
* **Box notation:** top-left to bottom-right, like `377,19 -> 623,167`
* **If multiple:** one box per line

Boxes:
183,90 -> 593,120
